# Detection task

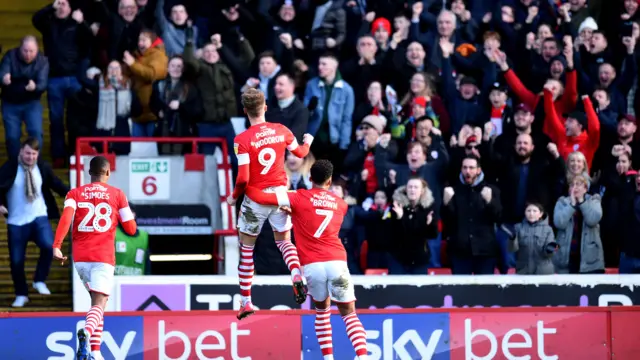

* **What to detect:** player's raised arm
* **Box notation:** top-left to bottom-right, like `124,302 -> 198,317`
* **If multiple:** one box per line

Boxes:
229,141 -> 251,204
52,193 -> 76,262
117,191 -> 137,235
286,128 -> 314,158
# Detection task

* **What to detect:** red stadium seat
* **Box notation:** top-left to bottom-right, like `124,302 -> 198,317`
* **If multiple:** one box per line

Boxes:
360,240 -> 368,271
427,268 -> 452,275
365,269 -> 388,275
494,268 -> 517,274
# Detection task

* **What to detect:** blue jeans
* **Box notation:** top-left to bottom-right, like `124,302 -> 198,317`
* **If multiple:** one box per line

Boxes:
2,100 -> 43,159
387,254 -> 429,275
131,122 -> 157,137
450,255 -> 497,275
47,76 -> 81,159
495,225 -> 517,274
196,122 -> 238,178
7,216 -> 54,296
619,252 -> 640,274
427,233 -> 442,268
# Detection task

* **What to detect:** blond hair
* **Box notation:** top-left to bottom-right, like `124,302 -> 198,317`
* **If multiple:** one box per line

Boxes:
566,151 -> 591,184
285,152 -> 315,188
241,88 -> 266,118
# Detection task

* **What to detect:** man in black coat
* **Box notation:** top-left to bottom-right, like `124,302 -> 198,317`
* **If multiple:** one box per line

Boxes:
0,138 -> 69,307
265,73 -> 309,143
32,0 -> 92,166
493,134 -> 565,274
442,155 -> 502,275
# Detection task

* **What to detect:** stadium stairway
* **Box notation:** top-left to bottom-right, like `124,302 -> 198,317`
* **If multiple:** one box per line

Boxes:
0,0 -> 73,312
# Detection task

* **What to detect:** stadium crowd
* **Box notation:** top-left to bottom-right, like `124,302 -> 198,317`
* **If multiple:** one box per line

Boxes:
2,0 -> 640,278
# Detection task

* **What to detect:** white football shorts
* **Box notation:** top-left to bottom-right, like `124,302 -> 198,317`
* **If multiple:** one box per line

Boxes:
237,186 -> 292,236
303,260 -> 356,303
75,262 -> 115,296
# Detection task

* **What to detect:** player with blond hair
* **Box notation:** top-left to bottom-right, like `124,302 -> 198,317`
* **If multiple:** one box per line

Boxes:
228,88 -> 314,319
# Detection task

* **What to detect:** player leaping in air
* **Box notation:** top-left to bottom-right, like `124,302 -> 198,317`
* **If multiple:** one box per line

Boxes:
227,88 -> 314,319
52,156 -> 137,360
245,160 -> 369,360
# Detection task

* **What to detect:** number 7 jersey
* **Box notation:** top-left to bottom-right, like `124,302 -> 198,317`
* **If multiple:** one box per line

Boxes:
57,182 -> 134,265
246,186 -> 348,265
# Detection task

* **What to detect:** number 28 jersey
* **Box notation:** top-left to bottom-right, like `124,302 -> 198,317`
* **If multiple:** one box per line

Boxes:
63,182 -> 133,265
234,122 -> 300,190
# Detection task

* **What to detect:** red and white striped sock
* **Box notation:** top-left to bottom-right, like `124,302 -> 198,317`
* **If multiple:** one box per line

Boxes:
315,307 -> 334,359
238,243 -> 255,305
275,240 -> 301,277
90,319 -> 103,352
84,305 -> 104,337
342,312 -> 368,358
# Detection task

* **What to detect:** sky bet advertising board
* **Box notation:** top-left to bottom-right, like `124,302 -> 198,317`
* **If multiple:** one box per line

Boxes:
0,309 -> 638,359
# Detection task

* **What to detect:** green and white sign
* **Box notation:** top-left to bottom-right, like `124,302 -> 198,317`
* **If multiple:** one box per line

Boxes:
129,158 -> 171,200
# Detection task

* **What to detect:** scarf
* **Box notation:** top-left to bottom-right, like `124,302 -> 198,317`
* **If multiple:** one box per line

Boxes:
97,78 -> 132,131
18,157 -> 37,203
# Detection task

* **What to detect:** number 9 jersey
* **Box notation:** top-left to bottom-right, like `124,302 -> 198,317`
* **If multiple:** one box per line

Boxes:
231,122 -> 310,199
56,182 -> 134,265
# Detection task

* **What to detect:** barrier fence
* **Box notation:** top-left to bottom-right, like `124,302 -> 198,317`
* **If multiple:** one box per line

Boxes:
1,307 -> 639,359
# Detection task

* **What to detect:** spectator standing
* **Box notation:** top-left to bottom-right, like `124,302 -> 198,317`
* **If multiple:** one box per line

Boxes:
442,156 -> 502,275
0,36 -> 49,160
32,2 -> 92,167
0,138 -> 69,307
618,172 -> 640,273
92,61 -> 137,155
601,152 -> 636,266
154,0 -> 198,57
356,189 -> 393,270
543,91 -> 600,168
494,135 -> 565,273
183,29 -> 237,171
265,73 -> 309,143
553,174 -> 605,274
344,115 -> 396,201
306,0 -> 346,66
305,53 -> 355,172
508,203 -> 557,275
125,29 -> 168,137
150,55 -> 203,154
95,0 -> 146,65
389,178 -> 438,274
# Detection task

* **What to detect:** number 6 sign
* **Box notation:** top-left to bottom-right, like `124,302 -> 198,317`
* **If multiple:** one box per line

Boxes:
129,158 -> 171,200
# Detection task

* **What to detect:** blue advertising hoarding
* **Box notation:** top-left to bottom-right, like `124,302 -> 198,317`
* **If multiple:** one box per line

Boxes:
301,313 -> 451,359
0,316 -> 144,360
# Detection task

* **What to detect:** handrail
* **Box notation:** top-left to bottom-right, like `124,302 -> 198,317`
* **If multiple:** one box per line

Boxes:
74,136 -> 234,232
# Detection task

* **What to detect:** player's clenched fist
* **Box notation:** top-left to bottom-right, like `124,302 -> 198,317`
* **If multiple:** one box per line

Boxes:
226,195 -> 236,206
303,133 -> 314,145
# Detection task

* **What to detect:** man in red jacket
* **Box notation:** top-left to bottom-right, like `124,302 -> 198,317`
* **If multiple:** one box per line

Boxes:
543,84 -> 600,167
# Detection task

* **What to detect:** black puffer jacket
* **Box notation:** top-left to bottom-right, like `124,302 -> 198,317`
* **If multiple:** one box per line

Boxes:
389,185 -> 438,266
442,172 -> 502,257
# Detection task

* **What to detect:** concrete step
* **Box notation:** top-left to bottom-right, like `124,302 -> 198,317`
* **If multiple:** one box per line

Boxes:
0,0 -> 50,12
0,306 -> 70,312
0,11 -> 37,27
0,279 -> 70,294
0,254 -> 70,267
1,25 -> 40,40
0,293 -> 71,307
0,267 -> 70,281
